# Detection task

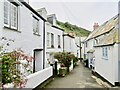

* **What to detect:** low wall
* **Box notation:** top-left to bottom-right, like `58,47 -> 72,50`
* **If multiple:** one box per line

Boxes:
25,66 -> 53,88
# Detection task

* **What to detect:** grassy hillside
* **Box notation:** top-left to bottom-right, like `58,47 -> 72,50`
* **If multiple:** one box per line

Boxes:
56,20 -> 91,37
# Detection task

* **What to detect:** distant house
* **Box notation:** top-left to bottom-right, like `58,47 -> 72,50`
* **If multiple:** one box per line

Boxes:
0,0 -> 53,88
75,37 -> 87,59
63,33 -> 78,56
84,23 -> 99,68
85,14 -> 120,85
45,14 -> 64,67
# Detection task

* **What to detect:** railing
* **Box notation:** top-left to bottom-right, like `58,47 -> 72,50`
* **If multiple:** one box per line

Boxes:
25,66 -> 53,88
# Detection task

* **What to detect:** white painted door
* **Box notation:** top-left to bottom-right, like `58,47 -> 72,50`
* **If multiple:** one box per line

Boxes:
34,50 -> 43,72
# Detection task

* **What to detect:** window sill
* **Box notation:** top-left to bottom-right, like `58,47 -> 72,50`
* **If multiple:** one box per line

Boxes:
4,26 -> 21,33
102,57 -> 108,60
33,33 -> 41,36
47,47 -> 55,49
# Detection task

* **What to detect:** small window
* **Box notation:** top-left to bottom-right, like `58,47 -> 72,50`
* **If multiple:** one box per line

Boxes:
58,35 -> 61,48
85,42 -> 88,47
102,47 -> 108,59
47,32 -> 50,47
51,33 -> 54,48
33,16 -> 39,35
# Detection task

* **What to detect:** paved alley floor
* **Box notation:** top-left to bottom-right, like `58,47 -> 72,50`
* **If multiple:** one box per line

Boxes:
43,62 -> 104,88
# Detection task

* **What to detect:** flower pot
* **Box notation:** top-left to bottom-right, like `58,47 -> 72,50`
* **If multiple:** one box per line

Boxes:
59,67 -> 67,76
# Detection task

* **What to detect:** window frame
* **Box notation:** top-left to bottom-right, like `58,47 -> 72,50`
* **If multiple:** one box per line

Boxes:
58,35 -> 61,48
33,16 -> 40,35
51,33 -> 54,48
102,47 -> 108,60
47,32 -> 50,47
4,0 -> 19,30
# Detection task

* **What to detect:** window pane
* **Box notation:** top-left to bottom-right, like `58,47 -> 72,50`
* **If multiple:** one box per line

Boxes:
58,35 -> 60,46
4,1 -> 9,25
51,33 -> 54,47
33,17 -> 39,34
11,3 -> 17,29
47,32 -> 50,47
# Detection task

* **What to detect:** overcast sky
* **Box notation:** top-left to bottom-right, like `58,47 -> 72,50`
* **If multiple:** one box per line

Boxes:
27,0 -> 119,31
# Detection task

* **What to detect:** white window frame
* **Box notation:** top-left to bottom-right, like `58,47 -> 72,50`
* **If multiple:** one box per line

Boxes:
47,32 -> 50,47
33,16 -> 39,35
4,0 -> 18,30
4,0 -> 10,27
102,47 -> 108,59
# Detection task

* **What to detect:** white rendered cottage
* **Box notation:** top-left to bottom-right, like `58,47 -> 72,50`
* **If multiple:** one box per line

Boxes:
0,0 -> 53,88
46,14 -> 64,67
85,14 -> 120,85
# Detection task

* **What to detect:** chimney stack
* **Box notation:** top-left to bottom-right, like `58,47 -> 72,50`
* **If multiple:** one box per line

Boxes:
93,23 -> 99,30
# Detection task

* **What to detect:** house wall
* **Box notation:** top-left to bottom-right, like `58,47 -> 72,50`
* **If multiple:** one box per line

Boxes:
64,36 -> 77,56
1,1 -> 53,88
85,39 -> 94,58
75,37 -> 86,58
25,66 -> 53,88
0,0 -> 4,38
94,44 -> 119,85
45,22 -> 64,67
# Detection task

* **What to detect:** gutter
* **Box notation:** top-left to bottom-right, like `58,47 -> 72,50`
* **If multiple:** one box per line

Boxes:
18,0 -> 47,21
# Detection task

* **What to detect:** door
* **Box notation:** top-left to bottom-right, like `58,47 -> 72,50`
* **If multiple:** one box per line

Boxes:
33,49 -> 43,72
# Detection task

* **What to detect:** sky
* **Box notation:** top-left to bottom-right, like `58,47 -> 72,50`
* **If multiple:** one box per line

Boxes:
26,0 -> 119,31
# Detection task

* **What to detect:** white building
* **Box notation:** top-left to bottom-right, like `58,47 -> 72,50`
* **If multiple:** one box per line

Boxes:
85,14 -> 120,86
46,14 -> 64,67
0,0 -> 53,88
63,33 -> 78,57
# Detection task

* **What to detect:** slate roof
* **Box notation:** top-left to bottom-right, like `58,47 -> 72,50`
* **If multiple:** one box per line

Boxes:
86,14 -> 118,41
85,14 -> 119,47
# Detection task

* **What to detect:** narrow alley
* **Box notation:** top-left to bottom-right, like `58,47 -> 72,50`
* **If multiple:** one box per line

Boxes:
43,62 -> 104,88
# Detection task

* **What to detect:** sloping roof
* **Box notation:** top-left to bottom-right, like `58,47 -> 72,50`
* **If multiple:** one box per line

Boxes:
18,0 -> 46,21
94,28 -> 118,47
85,14 -> 118,41
94,14 -> 119,47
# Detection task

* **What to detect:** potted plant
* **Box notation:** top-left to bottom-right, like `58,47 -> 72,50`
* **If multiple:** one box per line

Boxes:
54,52 -> 75,76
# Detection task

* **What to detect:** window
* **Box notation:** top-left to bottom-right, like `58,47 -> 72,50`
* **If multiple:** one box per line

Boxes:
51,33 -> 54,48
33,16 -> 39,35
102,47 -> 108,59
58,35 -> 61,48
4,0 -> 18,29
47,32 -> 50,47
85,42 -> 88,47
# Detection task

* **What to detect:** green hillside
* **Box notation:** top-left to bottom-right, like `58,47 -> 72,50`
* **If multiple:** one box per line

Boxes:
56,20 -> 91,37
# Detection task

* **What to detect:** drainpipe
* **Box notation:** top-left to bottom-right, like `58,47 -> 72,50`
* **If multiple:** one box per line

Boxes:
43,21 -> 46,69
118,1 -> 120,82
63,33 -> 65,52
79,37 -> 82,58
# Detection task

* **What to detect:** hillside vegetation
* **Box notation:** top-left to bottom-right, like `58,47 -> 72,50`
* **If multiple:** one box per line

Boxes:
56,20 -> 91,37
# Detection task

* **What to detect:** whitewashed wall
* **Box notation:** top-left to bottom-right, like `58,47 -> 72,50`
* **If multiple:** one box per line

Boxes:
64,35 -> 77,56
1,1 -> 53,88
1,1 -> 44,70
25,66 -> 53,88
0,0 -> 4,38
45,22 -> 64,67
94,44 -> 119,85
46,22 -> 64,53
